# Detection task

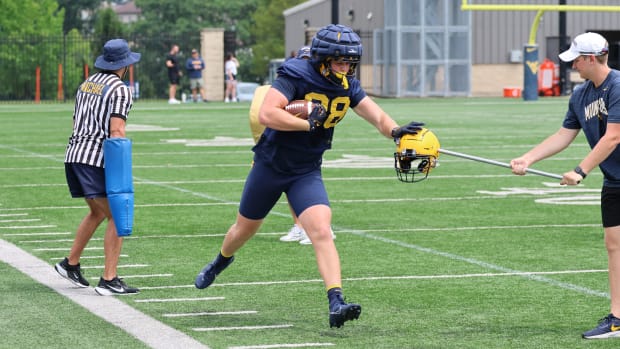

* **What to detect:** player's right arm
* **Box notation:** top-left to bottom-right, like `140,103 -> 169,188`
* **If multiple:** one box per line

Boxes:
258,86 -> 313,132
510,127 -> 578,175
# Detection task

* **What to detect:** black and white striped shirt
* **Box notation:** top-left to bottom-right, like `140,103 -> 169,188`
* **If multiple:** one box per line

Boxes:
64,72 -> 133,167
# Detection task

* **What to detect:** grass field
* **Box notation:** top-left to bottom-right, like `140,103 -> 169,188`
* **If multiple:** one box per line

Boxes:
0,97 -> 618,349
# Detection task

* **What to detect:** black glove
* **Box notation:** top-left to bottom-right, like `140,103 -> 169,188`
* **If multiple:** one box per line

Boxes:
391,121 -> 425,140
308,104 -> 328,132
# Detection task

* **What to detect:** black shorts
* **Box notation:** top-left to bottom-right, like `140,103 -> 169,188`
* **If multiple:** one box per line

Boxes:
65,163 -> 106,199
601,186 -> 620,228
168,72 -> 180,85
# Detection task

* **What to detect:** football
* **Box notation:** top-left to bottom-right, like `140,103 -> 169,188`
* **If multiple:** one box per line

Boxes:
285,100 -> 314,120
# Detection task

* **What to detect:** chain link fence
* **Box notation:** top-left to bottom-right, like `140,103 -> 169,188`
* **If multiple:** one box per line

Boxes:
0,33 -> 235,103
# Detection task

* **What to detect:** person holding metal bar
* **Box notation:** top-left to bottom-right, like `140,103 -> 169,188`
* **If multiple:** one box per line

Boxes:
510,32 -> 620,339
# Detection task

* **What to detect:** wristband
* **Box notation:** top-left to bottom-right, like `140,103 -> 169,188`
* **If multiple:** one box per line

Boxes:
574,166 -> 587,179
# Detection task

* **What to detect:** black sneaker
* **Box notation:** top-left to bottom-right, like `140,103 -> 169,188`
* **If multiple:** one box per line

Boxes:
54,257 -> 89,288
94,277 -> 139,296
329,294 -> 362,328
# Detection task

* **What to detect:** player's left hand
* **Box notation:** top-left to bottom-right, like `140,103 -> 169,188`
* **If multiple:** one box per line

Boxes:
560,170 -> 583,186
308,104 -> 327,132
391,121 -> 425,141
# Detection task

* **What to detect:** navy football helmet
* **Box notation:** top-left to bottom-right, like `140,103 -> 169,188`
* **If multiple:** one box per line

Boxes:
310,24 -> 362,89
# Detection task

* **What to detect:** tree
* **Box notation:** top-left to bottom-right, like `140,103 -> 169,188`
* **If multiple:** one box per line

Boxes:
0,0 -> 63,35
0,0 -> 66,100
250,0 -> 306,81
134,0 -> 257,44
92,8 -> 126,52
56,0 -> 102,34
131,0 -> 259,97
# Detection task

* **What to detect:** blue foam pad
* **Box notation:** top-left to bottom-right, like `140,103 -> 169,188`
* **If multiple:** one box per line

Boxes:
103,138 -> 134,236
103,138 -> 134,194
108,193 -> 134,237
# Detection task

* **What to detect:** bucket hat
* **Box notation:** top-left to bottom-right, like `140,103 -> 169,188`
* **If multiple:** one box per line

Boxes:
94,39 -> 141,70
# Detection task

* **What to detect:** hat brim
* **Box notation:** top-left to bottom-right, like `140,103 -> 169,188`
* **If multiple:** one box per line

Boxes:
558,48 -> 579,62
94,52 -> 141,70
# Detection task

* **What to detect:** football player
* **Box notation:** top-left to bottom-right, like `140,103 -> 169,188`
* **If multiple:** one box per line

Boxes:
195,24 -> 424,328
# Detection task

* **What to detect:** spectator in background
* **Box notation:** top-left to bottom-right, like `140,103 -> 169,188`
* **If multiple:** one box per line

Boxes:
166,44 -> 182,104
186,48 -> 208,103
287,49 -> 297,60
224,52 -> 239,103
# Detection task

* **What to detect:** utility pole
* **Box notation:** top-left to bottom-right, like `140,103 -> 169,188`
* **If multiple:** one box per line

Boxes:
559,0 -> 569,95
332,0 -> 339,24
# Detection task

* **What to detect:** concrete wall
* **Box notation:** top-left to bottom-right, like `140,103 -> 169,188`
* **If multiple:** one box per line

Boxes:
472,64 -> 523,97
201,28 -> 225,102
285,0 -> 620,97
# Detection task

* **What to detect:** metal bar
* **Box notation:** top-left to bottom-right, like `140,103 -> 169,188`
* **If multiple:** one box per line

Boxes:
461,0 -> 620,12
439,148 -> 563,180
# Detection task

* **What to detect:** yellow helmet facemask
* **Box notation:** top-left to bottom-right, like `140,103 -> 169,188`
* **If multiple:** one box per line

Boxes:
318,57 -> 358,90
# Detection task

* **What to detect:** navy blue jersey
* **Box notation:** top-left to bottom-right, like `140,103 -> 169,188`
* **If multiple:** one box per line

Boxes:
252,58 -> 367,174
564,69 -> 620,186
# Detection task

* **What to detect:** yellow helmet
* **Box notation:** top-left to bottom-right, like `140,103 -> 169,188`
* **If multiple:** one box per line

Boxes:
394,128 -> 440,182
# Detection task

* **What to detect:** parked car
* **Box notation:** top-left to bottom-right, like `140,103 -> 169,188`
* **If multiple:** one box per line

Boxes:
236,82 -> 260,102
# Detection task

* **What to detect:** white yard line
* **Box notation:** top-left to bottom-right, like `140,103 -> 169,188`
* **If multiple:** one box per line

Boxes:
0,218 -> 40,223
229,344 -> 335,349
88,274 -> 172,280
80,264 -> 150,269
192,324 -> 293,332
0,224 -> 55,229
350,230 -> 610,299
136,268 -> 608,291
50,254 -> 129,260
0,213 -> 28,217
3,232 -> 71,236
0,239 -> 209,349
135,297 -> 225,303
164,310 -> 257,317
34,246 -> 103,251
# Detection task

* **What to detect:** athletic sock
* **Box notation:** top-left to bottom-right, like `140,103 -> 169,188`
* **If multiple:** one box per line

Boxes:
327,287 -> 344,308
213,252 -> 233,272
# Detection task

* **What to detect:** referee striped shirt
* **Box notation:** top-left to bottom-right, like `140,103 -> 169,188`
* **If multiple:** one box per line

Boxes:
64,72 -> 133,167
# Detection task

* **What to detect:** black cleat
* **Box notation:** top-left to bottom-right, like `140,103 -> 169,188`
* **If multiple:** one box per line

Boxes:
329,297 -> 362,328
195,255 -> 234,289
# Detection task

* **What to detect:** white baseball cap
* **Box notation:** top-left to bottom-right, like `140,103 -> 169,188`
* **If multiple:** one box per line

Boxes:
559,32 -> 609,62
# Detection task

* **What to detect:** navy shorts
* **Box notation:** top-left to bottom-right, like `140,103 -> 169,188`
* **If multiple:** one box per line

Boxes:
65,163 -> 107,199
238,161 -> 329,220
602,186 -> 620,228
